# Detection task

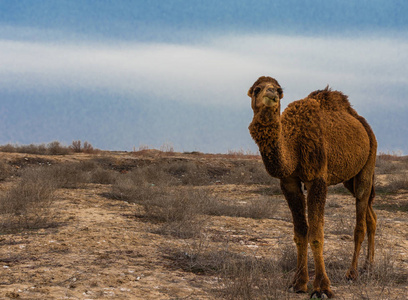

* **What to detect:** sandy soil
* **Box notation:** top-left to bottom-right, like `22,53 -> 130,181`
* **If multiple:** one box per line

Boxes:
0,152 -> 407,299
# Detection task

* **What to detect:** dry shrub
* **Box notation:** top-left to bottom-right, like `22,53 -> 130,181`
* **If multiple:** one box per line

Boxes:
82,141 -> 95,153
385,173 -> 408,192
0,167 -> 56,231
222,161 -> 277,186
107,158 -> 281,188
360,251 -> 408,286
324,242 -> 407,288
376,153 -> 408,175
88,167 -> 118,184
109,166 -> 175,201
377,173 -> 408,194
376,159 -> 403,175
0,141 -> 72,155
163,159 -> 280,187
0,143 -> 47,154
166,241 -> 293,299
147,188 -> 211,238
70,140 -> 82,152
45,163 -> 90,188
164,160 -> 211,185
111,168 -> 279,221
204,197 -> 279,219
221,255 -> 292,300
109,176 -> 147,201
46,141 -> 71,155
109,168 -> 212,238
44,161 -> 117,187
0,160 -> 13,181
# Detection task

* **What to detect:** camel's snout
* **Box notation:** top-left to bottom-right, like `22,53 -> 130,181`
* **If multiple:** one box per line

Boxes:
262,96 -> 279,107
263,89 -> 279,107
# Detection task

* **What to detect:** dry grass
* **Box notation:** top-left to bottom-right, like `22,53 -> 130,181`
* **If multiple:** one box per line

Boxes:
0,167 -> 57,231
0,160 -> 13,181
0,141 -> 71,155
165,237 -> 407,299
1,150 -> 407,299
378,173 -> 408,194
325,247 -> 408,300
70,140 -> 97,153
375,153 -> 408,175
0,140 -> 98,155
165,240 -> 294,300
0,159 -> 118,232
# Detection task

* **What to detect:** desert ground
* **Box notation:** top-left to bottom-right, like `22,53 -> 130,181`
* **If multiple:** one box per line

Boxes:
0,148 -> 407,299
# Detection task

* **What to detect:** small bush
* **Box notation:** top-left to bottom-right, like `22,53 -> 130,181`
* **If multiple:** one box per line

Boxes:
204,197 -> 279,219
377,173 -> 408,194
44,163 -> 89,188
82,141 -> 95,153
70,140 -> 82,152
0,160 -> 13,181
47,141 -> 71,155
376,153 -> 408,175
45,161 -> 116,188
0,167 -> 56,230
326,248 -> 408,291
222,162 -> 277,186
166,242 -> 293,299
0,141 -> 72,155
89,167 -> 118,184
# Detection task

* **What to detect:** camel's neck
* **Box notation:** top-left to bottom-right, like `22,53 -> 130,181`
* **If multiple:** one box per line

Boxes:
249,107 -> 296,178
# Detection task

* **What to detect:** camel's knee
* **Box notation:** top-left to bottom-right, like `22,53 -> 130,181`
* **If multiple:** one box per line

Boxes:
294,222 -> 308,238
353,227 -> 366,245
354,174 -> 373,200
308,237 -> 325,253
354,223 -> 366,235
310,239 -> 322,247
366,206 -> 377,224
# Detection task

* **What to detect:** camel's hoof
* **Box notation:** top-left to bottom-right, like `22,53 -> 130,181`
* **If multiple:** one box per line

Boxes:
311,290 -> 333,299
346,268 -> 358,281
289,285 -> 307,294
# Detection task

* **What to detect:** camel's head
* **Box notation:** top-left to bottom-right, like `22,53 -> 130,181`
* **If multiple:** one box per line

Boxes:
248,76 -> 283,114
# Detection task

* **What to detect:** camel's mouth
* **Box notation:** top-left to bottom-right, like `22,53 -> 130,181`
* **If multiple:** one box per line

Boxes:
262,96 -> 279,107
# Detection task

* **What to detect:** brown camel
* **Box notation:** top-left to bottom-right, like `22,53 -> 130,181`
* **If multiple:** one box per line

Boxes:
248,76 -> 377,299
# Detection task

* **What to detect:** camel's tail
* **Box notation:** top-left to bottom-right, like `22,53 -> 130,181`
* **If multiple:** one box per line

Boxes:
369,174 -> 376,205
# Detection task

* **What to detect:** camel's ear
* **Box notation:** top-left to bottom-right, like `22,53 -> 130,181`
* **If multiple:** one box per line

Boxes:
247,87 -> 253,97
278,88 -> 284,99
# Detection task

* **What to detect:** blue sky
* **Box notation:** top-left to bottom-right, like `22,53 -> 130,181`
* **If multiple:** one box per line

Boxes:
0,1 -> 407,153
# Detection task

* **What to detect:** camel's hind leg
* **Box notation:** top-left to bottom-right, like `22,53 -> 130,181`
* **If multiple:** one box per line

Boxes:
365,182 -> 377,267
346,170 -> 376,280
280,177 -> 309,294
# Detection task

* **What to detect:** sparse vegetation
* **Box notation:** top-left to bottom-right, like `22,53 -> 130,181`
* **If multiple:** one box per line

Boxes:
0,149 -> 407,299
166,243 -> 294,299
0,167 -> 57,231
0,140 -> 98,155
0,160 -> 13,181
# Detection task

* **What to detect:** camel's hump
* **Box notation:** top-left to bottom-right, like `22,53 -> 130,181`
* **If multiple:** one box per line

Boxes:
307,86 -> 352,111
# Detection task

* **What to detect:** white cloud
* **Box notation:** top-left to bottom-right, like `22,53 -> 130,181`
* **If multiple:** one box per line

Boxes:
0,32 -> 407,109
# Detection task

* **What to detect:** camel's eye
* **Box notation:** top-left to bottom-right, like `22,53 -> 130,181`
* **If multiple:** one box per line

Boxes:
277,88 -> 283,95
253,87 -> 261,97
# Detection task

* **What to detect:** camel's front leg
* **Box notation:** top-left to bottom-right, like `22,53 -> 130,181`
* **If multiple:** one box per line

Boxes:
307,178 -> 333,299
281,178 -> 309,294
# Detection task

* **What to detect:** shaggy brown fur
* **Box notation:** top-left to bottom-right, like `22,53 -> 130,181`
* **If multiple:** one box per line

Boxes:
248,76 -> 377,299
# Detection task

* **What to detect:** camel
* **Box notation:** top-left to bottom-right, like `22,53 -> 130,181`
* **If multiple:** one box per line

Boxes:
248,76 -> 377,299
